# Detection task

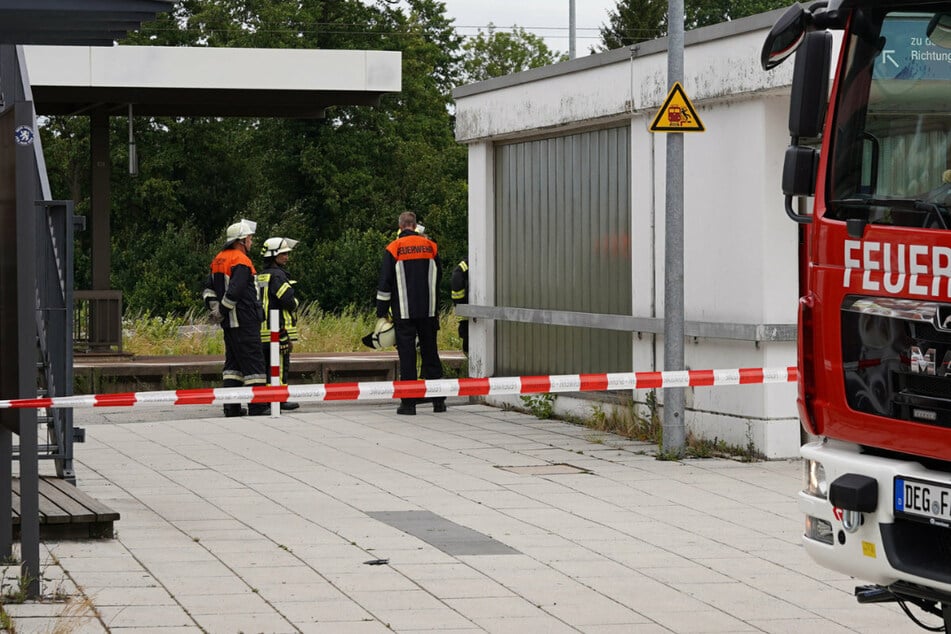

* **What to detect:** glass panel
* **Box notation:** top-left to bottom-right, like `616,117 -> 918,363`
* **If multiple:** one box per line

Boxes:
828,10 -> 951,228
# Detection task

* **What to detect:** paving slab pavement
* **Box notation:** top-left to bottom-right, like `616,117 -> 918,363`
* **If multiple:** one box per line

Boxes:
1,400 -> 922,632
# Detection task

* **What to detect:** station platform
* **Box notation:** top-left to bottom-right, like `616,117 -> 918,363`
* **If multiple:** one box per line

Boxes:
1,400 -> 913,633
12,352 -> 467,542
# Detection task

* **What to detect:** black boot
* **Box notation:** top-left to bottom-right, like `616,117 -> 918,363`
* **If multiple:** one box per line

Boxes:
223,378 -> 245,417
280,401 -> 300,411
247,403 -> 270,416
396,399 -> 416,415
433,398 -> 447,413
224,404 -> 247,417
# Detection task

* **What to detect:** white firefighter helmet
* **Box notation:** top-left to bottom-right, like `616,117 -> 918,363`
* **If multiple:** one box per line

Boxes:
364,318 -> 396,350
393,224 -> 426,240
262,237 -> 299,258
224,219 -> 257,247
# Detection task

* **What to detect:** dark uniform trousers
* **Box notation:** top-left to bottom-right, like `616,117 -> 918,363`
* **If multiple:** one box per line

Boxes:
223,326 -> 268,416
223,328 -> 266,384
395,317 -> 442,383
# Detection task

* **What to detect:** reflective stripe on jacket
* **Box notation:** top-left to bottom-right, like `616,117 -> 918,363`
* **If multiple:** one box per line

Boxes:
205,248 -> 261,330
258,265 -> 299,342
451,259 -> 468,303
450,258 -> 469,322
376,230 -> 441,319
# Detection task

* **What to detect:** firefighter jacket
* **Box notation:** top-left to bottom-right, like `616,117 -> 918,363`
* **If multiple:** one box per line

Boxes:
450,258 -> 469,310
203,247 -> 262,330
258,263 -> 299,343
376,229 -> 441,320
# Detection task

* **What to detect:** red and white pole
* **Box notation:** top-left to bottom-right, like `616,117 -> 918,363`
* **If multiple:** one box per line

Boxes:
269,309 -> 280,417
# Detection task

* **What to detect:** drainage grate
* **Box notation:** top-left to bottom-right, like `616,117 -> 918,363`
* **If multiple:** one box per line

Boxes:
367,510 -> 520,556
496,463 -> 591,475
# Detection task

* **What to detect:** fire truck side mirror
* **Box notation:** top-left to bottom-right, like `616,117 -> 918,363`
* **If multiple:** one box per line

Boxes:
927,13 -> 951,49
789,31 -> 832,139
761,4 -> 806,70
782,146 -> 818,199
781,146 -> 818,224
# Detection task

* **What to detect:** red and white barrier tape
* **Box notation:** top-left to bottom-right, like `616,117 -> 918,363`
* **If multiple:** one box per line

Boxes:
0,366 -> 796,410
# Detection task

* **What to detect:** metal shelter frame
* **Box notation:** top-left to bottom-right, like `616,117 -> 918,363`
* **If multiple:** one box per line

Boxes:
24,43 -> 400,351
0,0 -> 176,598
2,1 -> 402,599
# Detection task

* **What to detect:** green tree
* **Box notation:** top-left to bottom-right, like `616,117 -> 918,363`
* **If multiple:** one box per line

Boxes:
460,25 -> 567,83
599,0 -> 667,49
598,0 -> 790,50
685,0 -> 792,29
40,0 -> 471,315
112,222 -> 211,315
302,227 -> 390,310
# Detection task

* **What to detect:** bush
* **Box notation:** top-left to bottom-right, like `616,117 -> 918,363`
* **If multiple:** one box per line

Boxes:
304,228 -> 389,311
112,221 -> 212,315
123,307 -> 462,355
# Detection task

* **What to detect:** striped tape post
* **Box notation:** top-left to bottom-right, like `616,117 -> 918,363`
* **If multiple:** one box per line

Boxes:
269,309 -> 280,418
0,366 -> 797,410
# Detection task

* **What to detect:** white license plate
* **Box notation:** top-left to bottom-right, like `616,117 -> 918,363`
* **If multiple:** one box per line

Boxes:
895,477 -> 951,526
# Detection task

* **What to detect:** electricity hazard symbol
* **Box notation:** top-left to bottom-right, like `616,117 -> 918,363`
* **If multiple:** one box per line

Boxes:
649,82 -> 705,133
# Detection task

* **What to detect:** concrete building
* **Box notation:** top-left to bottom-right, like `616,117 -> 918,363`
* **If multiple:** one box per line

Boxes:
452,8 -> 815,459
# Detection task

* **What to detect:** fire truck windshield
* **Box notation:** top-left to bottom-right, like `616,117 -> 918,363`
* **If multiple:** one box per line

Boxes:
828,10 -> 951,227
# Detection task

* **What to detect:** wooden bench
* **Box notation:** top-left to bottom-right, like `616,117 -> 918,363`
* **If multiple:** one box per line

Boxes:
73,352 -> 467,393
313,354 -> 397,383
12,477 -> 118,539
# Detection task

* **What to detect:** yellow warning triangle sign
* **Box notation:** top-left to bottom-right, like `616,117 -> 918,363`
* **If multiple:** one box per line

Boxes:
649,82 -> 705,133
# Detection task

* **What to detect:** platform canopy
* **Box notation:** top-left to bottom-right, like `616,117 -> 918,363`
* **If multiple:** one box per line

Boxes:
0,0 -> 174,46
22,45 -> 402,118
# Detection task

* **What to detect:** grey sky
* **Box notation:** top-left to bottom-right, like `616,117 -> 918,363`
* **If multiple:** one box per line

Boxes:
440,0 -> 617,54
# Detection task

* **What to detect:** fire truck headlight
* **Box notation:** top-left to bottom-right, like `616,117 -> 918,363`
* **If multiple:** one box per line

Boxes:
804,459 -> 828,499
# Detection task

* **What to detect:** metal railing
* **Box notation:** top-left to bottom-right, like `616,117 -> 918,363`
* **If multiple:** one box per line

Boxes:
73,290 -> 122,353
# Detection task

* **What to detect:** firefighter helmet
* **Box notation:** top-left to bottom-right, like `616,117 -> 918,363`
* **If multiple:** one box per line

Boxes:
393,224 -> 426,239
362,318 -> 396,350
224,219 -> 257,247
261,237 -> 298,259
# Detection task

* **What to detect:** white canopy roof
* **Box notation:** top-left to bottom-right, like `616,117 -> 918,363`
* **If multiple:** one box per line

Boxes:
22,45 -> 402,118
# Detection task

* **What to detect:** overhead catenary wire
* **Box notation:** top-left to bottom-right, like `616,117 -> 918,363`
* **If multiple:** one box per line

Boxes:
138,29 -> 609,41
134,22 -> 631,42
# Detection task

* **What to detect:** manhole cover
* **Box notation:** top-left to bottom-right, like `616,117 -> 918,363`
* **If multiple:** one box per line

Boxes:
497,463 -> 590,475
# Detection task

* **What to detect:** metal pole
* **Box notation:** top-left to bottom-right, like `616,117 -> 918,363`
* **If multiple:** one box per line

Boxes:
127,104 -> 137,177
90,110 -> 110,292
663,0 -> 685,456
16,100 -> 40,598
0,43 -> 16,562
568,0 -> 576,59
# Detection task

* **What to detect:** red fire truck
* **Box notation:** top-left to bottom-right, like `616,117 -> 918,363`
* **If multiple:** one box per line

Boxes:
763,1 -> 951,629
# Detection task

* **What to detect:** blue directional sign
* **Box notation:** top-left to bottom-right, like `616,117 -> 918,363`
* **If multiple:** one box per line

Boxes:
876,15 -> 951,81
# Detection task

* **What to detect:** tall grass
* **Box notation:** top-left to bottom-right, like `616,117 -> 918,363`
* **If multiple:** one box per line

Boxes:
122,304 -> 463,356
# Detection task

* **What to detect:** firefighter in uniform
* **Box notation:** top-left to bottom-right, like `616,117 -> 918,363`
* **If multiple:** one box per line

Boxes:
376,211 -> 446,415
258,237 -> 300,411
203,220 -> 269,417
450,257 -> 469,354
